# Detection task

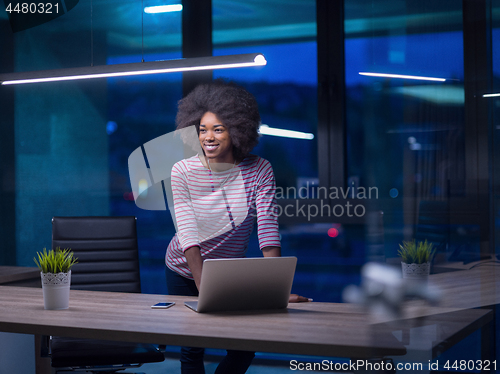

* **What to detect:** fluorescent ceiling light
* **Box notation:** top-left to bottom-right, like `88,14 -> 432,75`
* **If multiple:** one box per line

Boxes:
144,4 -> 182,14
483,93 -> 500,98
0,53 -> 266,85
259,124 -> 314,140
359,72 -> 446,82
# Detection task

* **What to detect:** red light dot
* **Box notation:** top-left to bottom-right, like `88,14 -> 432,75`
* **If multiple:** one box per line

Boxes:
328,228 -> 339,238
123,192 -> 135,201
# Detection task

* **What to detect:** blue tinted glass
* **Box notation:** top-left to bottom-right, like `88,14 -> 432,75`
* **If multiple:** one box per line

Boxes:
492,0 -> 500,256
214,43 -> 318,189
8,1 -> 182,297
345,1 -> 469,263
213,1 -> 331,304
106,53 -> 182,294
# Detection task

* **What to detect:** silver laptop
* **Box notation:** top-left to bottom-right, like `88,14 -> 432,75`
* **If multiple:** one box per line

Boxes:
184,257 -> 297,313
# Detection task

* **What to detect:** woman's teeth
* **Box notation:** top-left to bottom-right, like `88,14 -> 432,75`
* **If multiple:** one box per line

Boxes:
205,144 -> 219,151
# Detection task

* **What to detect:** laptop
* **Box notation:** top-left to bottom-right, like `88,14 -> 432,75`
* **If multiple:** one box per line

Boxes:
184,256 -> 297,313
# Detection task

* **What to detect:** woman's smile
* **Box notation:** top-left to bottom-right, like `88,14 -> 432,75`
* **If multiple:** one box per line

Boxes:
204,143 -> 220,152
199,111 -> 234,164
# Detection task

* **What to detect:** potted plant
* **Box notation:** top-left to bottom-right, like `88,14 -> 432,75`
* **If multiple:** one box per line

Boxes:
34,247 -> 78,310
398,239 -> 435,279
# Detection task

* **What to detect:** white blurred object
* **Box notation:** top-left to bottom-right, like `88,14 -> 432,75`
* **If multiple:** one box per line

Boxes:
343,262 -> 441,320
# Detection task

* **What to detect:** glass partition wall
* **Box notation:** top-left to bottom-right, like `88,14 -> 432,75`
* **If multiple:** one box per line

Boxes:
345,1 -> 472,261
1,0 -> 499,353
212,0 -> 325,300
492,1 -> 500,363
0,0 -> 319,296
0,0 -> 183,293
494,0 -> 500,259
343,0 -> 499,367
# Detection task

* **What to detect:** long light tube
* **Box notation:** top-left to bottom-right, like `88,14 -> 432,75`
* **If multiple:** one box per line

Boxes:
0,53 -> 266,85
359,72 -> 446,82
259,124 -> 314,140
144,4 -> 183,13
483,93 -> 500,98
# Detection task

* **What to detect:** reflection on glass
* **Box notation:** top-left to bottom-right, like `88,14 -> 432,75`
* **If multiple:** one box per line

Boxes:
359,72 -> 447,81
345,2 -> 466,265
492,0 -> 500,258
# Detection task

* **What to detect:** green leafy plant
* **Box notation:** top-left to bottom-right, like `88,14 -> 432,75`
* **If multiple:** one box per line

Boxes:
398,239 -> 435,264
34,247 -> 78,273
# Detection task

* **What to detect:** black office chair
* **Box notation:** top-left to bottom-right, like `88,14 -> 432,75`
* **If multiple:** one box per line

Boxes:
49,216 -> 165,373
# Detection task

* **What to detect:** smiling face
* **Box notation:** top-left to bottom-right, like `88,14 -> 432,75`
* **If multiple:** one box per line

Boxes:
199,111 -> 234,164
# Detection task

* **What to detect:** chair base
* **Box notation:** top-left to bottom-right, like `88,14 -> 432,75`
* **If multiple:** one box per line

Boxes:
54,364 -> 143,374
51,337 -> 165,371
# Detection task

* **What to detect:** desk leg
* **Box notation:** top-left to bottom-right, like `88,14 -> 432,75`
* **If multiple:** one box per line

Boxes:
35,334 -> 52,374
391,324 -> 436,374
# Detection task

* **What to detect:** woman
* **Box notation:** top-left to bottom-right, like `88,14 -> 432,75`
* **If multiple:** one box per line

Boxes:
165,80 -> 308,374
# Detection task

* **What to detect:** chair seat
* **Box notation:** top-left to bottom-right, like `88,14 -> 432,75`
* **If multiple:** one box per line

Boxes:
51,337 -> 165,368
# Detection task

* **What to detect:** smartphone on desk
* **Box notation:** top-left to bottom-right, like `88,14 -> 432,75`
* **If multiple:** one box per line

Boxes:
151,302 -> 175,309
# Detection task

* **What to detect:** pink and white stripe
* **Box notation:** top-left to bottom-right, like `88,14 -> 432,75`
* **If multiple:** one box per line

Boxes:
166,155 -> 280,279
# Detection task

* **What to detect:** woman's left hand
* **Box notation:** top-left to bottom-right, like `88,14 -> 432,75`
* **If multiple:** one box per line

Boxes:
289,294 -> 313,303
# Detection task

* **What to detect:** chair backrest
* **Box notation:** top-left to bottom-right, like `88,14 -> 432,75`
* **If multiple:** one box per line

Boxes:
52,216 -> 141,293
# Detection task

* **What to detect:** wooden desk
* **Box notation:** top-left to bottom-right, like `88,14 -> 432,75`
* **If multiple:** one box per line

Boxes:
0,266 -> 40,287
389,266 -> 497,362
0,286 -> 405,359
0,267 -> 494,373
383,265 -> 500,322
428,265 -> 500,309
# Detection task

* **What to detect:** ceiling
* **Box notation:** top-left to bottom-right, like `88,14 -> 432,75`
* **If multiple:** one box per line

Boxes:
2,0 -> 498,56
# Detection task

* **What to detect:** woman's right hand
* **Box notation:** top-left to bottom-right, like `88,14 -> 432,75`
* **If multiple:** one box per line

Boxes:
184,246 -> 203,290
289,294 -> 313,303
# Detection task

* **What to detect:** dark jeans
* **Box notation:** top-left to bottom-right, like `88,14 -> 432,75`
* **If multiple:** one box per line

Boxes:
166,267 -> 255,374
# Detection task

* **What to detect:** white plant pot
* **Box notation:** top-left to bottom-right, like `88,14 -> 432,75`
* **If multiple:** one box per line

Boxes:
401,262 -> 430,280
41,271 -> 71,310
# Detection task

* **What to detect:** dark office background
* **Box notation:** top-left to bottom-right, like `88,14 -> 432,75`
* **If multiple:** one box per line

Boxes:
1,0 -> 500,365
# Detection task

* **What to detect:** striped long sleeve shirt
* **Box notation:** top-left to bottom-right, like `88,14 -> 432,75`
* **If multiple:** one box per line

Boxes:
165,154 -> 281,279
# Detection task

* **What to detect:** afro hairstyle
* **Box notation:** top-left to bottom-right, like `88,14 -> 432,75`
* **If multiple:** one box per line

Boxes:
175,79 -> 261,160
